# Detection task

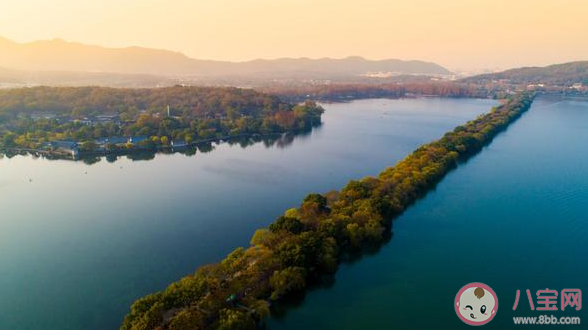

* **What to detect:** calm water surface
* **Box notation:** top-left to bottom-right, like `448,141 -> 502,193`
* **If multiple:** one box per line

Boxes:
266,96 -> 588,329
0,98 -> 495,330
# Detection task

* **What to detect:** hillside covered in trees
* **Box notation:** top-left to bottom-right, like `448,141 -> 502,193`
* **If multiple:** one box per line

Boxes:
462,61 -> 588,86
261,82 -> 490,102
120,92 -> 534,330
0,36 -> 450,81
0,86 -> 323,152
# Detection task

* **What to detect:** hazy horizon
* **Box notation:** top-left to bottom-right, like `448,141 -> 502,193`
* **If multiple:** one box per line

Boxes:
0,35 -> 450,65
2,0 -> 587,72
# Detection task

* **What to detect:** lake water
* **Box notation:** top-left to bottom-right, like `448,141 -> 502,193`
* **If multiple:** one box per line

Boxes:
266,96 -> 588,329
0,96 -> 518,330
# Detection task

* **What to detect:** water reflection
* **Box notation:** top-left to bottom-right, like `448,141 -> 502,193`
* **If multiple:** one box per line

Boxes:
0,128 -> 318,165
265,97 -> 588,330
269,230 -> 394,321
0,98 -> 495,330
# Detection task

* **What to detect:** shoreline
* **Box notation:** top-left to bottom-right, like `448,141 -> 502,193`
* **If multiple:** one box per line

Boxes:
120,92 -> 535,330
0,132 -> 300,160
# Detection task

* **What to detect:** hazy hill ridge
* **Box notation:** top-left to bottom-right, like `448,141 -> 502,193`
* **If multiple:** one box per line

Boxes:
462,61 -> 588,85
0,36 -> 451,77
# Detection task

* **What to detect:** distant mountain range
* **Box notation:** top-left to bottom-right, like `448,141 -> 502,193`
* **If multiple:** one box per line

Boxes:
0,36 -> 451,85
463,61 -> 588,86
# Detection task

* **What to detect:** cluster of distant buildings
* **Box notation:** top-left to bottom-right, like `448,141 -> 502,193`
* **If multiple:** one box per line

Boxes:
45,137 -> 148,158
45,141 -> 81,157
526,82 -> 587,95
79,114 -> 121,125
483,80 -> 587,95
28,112 -> 121,125
45,135 -> 189,158
28,106 -> 193,158
571,83 -> 585,91
525,82 -> 585,91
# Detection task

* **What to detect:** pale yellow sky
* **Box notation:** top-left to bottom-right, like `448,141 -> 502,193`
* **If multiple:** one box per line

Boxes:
1,0 -> 587,71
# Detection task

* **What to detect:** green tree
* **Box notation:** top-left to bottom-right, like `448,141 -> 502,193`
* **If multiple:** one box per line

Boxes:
1,132 -> 17,148
79,140 -> 98,152
270,267 -> 306,300
217,309 -> 255,330
269,267 -> 306,300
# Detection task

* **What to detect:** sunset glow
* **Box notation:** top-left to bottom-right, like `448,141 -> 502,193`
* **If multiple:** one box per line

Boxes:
1,0 -> 587,70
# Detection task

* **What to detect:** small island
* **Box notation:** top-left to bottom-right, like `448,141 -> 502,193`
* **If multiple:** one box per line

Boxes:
0,86 -> 324,159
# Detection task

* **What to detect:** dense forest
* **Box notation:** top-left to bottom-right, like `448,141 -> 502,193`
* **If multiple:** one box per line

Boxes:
0,86 -> 323,151
262,82 -> 491,102
120,92 -> 534,330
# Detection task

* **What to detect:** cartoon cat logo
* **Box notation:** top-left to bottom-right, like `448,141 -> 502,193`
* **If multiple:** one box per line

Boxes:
455,283 -> 498,326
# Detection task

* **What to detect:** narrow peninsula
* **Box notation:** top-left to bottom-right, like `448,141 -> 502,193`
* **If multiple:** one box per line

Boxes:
120,92 -> 534,330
